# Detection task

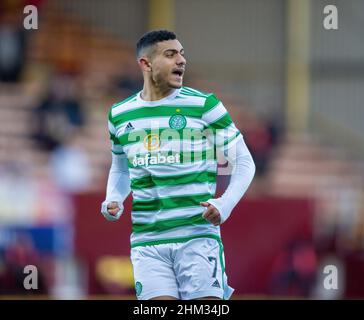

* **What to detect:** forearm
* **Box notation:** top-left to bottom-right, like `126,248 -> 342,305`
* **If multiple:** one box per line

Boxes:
105,153 -> 131,202
101,153 -> 131,221
207,136 -> 255,223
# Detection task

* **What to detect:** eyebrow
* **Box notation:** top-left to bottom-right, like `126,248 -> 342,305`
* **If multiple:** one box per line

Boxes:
163,48 -> 184,54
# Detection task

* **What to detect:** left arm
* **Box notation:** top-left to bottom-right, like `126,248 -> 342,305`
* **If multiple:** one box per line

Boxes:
200,94 -> 255,225
202,135 -> 255,225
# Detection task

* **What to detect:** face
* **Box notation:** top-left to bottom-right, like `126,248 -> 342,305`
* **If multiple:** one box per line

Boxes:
147,39 -> 186,89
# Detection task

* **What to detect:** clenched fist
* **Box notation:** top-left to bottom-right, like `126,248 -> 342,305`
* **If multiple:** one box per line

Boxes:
200,202 -> 221,226
101,201 -> 124,221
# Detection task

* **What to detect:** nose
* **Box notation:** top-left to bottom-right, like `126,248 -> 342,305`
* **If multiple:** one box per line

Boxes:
176,53 -> 186,66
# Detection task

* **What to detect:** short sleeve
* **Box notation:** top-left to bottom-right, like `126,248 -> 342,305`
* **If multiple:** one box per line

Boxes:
108,107 -> 125,155
202,94 -> 241,151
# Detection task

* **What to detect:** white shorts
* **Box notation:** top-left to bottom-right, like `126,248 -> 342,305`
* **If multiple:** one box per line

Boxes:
130,237 -> 234,300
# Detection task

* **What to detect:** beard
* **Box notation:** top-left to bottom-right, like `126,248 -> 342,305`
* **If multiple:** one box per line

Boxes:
152,71 -> 183,90
169,81 -> 183,89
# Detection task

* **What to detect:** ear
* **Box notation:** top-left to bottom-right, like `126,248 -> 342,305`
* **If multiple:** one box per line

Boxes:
138,57 -> 152,72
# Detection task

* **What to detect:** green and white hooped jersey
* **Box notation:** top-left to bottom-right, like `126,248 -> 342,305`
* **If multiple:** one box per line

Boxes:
108,87 -> 241,247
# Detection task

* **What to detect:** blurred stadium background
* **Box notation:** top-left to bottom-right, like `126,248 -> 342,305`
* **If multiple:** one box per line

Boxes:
1,0 -> 364,299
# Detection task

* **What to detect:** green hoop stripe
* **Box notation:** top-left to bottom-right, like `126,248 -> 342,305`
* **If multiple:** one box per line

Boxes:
223,131 -> 241,146
111,150 -> 125,155
131,170 -> 216,189
132,193 -> 213,212
180,88 -> 209,98
205,113 -> 233,130
111,94 -> 138,109
112,106 -> 205,127
132,212 -> 210,233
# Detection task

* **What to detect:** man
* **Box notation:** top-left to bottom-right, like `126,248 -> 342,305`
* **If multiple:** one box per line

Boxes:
101,30 -> 255,300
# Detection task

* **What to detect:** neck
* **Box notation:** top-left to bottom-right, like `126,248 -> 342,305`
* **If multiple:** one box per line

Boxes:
141,77 -> 175,101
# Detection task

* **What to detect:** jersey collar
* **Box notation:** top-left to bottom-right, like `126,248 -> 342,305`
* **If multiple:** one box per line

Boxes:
137,88 -> 181,106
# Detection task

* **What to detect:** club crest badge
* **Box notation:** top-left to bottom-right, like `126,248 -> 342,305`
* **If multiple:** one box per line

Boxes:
169,114 -> 187,130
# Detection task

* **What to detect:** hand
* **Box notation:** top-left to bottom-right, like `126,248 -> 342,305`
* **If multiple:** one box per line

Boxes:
107,202 -> 120,216
101,201 -> 123,221
200,202 -> 221,226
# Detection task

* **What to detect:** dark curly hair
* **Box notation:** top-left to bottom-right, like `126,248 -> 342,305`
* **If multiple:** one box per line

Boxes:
136,30 -> 177,58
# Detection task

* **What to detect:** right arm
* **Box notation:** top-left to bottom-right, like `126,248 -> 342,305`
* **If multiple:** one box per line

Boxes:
101,115 -> 131,221
101,152 -> 131,221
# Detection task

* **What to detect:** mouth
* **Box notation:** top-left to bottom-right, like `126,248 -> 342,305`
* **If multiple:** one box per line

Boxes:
172,69 -> 184,78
